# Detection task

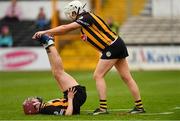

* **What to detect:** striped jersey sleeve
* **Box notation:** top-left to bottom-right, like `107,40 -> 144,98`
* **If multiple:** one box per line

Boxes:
75,12 -> 118,51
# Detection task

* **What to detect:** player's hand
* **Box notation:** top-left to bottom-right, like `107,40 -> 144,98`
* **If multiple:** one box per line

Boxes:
32,31 -> 47,39
67,87 -> 77,100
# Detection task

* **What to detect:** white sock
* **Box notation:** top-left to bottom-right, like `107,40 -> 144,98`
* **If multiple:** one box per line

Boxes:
43,39 -> 54,49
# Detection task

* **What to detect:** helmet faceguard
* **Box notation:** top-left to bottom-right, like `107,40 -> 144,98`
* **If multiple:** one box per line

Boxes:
23,97 -> 43,115
64,0 -> 86,20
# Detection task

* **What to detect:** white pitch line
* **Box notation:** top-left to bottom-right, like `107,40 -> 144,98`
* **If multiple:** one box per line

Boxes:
139,112 -> 174,116
82,109 -> 174,116
173,107 -> 180,110
82,108 -> 131,112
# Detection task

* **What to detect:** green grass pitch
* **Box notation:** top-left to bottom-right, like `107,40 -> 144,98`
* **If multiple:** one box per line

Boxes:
0,70 -> 180,120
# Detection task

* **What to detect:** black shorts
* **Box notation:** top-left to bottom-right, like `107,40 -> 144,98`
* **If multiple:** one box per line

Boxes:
63,85 -> 87,115
101,37 -> 129,59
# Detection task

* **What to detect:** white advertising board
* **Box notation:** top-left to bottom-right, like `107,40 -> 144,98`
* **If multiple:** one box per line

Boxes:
0,46 -> 180,71
0,47 -> 51,71
127,46 -> 180,70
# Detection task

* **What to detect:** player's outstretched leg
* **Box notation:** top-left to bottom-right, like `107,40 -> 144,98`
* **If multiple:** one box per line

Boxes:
36,35 -> 78,91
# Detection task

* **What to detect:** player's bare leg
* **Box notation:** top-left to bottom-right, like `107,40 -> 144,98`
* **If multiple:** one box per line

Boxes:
35,35 -> 78,92
93,59 -> 117,115
115,58 -> 145,113
46,46 -> 78,91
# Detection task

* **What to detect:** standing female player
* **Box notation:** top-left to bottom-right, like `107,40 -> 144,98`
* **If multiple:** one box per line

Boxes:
32,0 -> 145,115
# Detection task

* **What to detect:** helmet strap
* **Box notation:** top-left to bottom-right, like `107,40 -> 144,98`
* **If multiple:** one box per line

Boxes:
82,3 -> 87,9
75,3 -> 87,20
75,7 -> 80,20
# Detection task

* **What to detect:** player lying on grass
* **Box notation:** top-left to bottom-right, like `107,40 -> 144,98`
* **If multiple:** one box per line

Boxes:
32,0 -> 145,115
23,35 -> 86,116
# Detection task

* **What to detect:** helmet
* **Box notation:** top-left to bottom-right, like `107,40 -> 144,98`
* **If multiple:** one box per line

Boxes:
22,97 -> 42,115
64,0 -> 85,19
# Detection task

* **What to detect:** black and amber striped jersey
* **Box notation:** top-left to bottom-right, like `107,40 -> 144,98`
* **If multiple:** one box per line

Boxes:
75,12 -> 118,51
39,98 -> 68,115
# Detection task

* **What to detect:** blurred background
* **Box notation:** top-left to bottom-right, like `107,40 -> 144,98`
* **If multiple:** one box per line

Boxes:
0,0 -> 180,71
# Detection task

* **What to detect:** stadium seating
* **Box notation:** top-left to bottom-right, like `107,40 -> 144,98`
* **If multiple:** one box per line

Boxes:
0,20 -> 50,47
140,0 -> 152,16
101,0 -> 147,24
119,16 -> 180,44
60,40 -> 99,70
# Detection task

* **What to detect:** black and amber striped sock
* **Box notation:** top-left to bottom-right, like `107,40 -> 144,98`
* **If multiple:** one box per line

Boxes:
135,100 -> 143,109
99,100 -> 107,110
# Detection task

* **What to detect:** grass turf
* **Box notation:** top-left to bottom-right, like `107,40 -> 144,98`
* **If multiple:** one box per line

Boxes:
0,70 -> 180,120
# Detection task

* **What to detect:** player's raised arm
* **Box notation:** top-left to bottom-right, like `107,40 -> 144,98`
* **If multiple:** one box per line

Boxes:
32,22 -> 81,39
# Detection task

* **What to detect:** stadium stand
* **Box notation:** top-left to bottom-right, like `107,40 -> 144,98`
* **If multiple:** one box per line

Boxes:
0,20 -> 50,47
119,16 -> 180,45
118,0 -> 180,45
1,0 -> 179,47
101,0 -> 147,24
140,0 -> 152,16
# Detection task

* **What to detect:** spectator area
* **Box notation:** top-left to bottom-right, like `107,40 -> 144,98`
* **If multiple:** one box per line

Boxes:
1,16 -> 180,47
120,16 -> 180,45
0,20 -> 50,47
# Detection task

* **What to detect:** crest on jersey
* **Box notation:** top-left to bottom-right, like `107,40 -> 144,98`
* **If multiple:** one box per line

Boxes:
106,51 -> 111,57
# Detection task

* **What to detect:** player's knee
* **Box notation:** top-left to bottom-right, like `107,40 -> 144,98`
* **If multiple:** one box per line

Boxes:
52,69 -> 64,80
93,73 -> 103,81
121,75 -> 132,82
